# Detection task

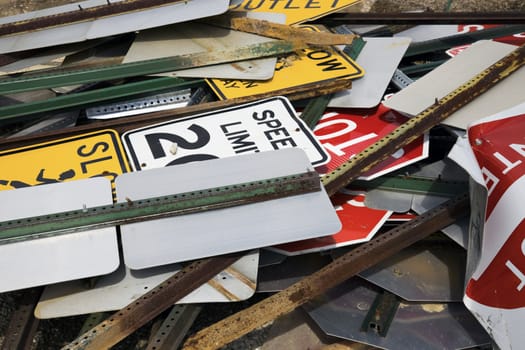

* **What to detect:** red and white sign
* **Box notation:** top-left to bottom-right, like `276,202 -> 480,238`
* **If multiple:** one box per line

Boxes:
313,105 -> 429,180
453,103 -> 525,349
446,24 -> 525,57
269,189 -> 392,255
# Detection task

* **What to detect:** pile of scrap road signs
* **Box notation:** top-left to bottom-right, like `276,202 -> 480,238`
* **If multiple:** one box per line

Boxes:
0,1 -> 524,349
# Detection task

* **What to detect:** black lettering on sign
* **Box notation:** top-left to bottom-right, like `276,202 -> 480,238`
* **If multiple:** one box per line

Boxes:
305,0 -> 321,8
223,80 -> 259,89
220,121 -> 260,154
222,80 -> 241,89
165,154 -> 218,166
253,109 -> 298,150
283,0 -> 300,9
77,142 -> 109,157
77,142 -> 113,174
306,49 -> 346,71
145,124 -> 218,166
232,0 -> 343,10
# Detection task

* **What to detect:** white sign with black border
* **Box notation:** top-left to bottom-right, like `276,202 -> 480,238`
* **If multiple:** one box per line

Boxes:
121,96 -> 329,170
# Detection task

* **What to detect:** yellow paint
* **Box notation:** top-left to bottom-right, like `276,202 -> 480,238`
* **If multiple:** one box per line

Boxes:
231,0 -> 362,25
0,130 -> 130,192
421,304 -> 446,313
207,26 -> 364,100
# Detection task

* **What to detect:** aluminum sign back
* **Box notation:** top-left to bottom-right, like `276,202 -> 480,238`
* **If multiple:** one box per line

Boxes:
115,148 -> 341,269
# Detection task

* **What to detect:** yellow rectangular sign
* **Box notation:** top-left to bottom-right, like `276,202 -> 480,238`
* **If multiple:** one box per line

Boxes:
230,0 -> 362,25
0,130 -> 130,192
207,27 -> 364,100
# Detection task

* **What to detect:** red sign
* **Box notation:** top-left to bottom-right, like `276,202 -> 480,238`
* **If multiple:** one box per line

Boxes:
465,114 -> 525,309
313,105 -> 428,180
447,25 -> 525,57
270,190 -> 392,255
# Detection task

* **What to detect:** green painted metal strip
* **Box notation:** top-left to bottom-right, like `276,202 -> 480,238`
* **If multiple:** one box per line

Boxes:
0,77 -> 203,123
405,24 -> 525,57
300,94 -> 332,129
400,60 -> 447,77
0,171 -> 320,244
0,40 -> 299,94
351,176 -> 468,196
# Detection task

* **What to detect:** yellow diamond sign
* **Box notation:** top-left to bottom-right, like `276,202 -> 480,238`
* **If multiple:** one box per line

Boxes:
0,130 -> 129,192
231,0 -> 362,25
207,26 -> 364,100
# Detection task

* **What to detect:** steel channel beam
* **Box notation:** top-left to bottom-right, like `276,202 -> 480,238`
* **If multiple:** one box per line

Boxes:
146,305 -> 202,350
1,288 -> 42,350
61,252 -> 245,350
181,193 -> 470,350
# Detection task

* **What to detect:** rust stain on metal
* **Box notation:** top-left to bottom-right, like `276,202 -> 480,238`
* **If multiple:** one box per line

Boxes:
207,278 -> 241,302
215,16 -> 356,46
181,194 -> 470,350
62,253 -> 244,350
224,267 -> 257,290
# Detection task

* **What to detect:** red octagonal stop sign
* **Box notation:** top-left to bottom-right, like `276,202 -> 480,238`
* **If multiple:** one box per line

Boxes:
313,104 -> 429,180
270,190 -> 392,256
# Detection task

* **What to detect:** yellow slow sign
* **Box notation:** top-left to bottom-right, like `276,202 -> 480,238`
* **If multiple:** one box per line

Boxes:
0,130 -> 129,192
207,27 -> 364,100
231,0 -> 361,25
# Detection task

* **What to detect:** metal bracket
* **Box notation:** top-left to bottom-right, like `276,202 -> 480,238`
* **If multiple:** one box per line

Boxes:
360,291 -> 399,337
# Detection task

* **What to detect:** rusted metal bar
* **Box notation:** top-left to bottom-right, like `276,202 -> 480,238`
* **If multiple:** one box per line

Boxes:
61,252 -> 244,350
319,11 -> 525,25
322,42 -> 525,197
182,193 -> 470,350
1,287 -> 42,350
0,78 -> 352,151
211,16 -> 356,45
0,0 -> 187,37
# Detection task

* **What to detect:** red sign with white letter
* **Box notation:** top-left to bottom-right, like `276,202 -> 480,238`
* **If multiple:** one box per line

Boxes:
466,114 -> 525,307
458,106 -> 525,349
313,105 -> 428,180
269,190 -> 392,255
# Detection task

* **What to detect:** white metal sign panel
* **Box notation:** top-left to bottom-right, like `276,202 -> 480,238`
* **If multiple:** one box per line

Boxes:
0,0 -> 230,54
35,251 -> 259,318
0,177 -> 118,293
122,97 -> 329,171
384,40 -> 525,130
123,12 -> 284,80
328,37 -> 411,109
115,148 -> 341,269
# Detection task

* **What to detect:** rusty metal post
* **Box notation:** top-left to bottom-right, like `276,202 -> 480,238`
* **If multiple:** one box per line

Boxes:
182,193 -> 470,349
